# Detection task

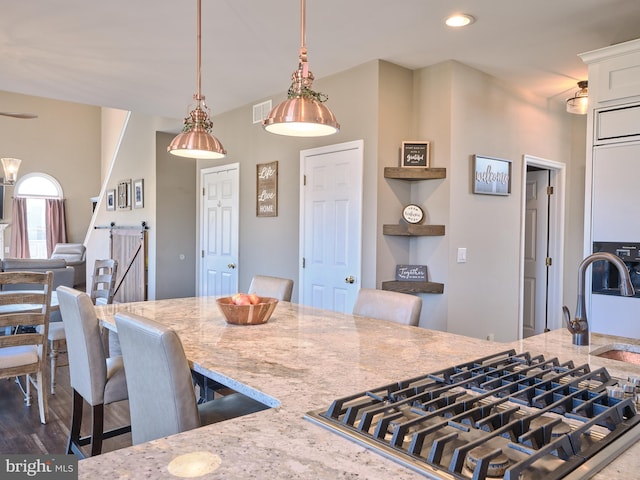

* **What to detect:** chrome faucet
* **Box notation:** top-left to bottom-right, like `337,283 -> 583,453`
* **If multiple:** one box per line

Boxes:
563,252 -> 636,346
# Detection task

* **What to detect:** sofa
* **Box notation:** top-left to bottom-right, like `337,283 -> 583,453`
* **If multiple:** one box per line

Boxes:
50,243 -> 86,288
1,258 -> 76,323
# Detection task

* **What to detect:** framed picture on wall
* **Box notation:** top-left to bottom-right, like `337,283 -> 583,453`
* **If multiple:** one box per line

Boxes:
256,161 -> 278,217
117,179 -> 131,209
106,189 -> 116,211
133,178 -> 144,209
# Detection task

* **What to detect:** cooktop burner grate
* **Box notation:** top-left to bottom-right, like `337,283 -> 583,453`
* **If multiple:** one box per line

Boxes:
305,350 -> 640,479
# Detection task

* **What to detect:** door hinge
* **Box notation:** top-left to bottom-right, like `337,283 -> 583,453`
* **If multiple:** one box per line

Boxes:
546,186 -> 554,195
201,250 -> 205,258
545,257 -> 552,266
202,187 -> 205,196
302,257 -> 305,268
303,175 -> 306,186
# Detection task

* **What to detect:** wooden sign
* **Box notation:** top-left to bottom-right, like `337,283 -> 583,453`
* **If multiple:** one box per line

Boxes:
395,264 -> 428,282
401,141 -> 430,168
256,161 -> 278,217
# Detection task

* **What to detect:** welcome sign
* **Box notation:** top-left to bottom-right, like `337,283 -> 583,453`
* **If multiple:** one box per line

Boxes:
473,155 -> 512,196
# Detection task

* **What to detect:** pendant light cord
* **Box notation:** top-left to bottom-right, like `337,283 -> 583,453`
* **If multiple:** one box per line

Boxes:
196,0 -> 203,104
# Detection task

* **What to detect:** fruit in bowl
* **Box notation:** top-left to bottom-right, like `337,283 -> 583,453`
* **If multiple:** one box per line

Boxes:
216,294 -> 278,325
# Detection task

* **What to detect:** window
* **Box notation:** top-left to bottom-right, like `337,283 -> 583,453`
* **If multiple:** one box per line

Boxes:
15,173 -> 63,259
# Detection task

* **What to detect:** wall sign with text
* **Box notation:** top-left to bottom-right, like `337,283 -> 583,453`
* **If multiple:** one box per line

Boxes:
473,155 -> 512,196
401,141 -> 430,168
256,161 -> 278,217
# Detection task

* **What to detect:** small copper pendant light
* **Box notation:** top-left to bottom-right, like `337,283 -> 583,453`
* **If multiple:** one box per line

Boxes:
168,0 -> 226,159
263,0 -> 339,137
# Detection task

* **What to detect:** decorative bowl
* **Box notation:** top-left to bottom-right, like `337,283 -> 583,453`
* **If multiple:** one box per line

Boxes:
216,296 -> 278,325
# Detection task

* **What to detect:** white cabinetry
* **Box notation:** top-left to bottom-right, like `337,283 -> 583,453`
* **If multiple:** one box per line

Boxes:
581,38 -> 640,337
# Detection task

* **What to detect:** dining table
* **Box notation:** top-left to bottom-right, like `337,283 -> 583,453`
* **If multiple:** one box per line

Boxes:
80,296 -> 640,479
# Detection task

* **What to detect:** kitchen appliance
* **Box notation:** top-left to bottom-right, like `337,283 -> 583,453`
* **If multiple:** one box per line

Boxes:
305,350 -> 640,479
592,242 -> 640,298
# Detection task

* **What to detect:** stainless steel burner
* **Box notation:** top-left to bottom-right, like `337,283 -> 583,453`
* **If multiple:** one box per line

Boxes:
305,350 -> 640,480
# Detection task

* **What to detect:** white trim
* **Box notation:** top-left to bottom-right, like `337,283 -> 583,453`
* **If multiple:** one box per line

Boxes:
518,155 -> 566,338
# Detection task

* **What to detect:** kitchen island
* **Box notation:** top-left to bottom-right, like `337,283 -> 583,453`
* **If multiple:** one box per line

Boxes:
82,297 -> 640,479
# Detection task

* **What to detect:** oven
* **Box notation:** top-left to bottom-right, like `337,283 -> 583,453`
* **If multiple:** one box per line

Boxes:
592,242 -> 640,298
305,350 -> 640,479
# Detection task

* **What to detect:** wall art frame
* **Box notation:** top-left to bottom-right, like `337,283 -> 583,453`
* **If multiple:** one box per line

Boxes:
106,189 -> 116,211
117,179 -> 132,209
133,178 -> 144,209
256,161 -> 278,217
401,141 -> 430,168
473,155 -> 512,196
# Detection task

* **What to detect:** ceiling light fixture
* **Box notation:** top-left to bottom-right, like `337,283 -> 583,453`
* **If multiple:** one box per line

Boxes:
168,0 -> 226,159
445,13 -> 475,28
263,0 -> 340,137
0,157 -> 21,185
566,80 -> 589,115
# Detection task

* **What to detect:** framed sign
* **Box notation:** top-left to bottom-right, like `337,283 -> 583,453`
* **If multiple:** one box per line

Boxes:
256,161 -> 278,217
473,155 -> 511,196
395,265 -> 428,282
401,141 -> 430,168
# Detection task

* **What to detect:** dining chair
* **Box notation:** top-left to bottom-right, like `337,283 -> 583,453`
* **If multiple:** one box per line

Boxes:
0,271 -> 53,424
352,288 -> 422,326
115,311 -> 269,445
56,286 -> 130,458
248,275 -> 294,301
49,258 -> 119,394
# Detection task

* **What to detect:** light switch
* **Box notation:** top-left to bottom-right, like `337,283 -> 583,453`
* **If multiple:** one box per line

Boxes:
457,247 -> 467,263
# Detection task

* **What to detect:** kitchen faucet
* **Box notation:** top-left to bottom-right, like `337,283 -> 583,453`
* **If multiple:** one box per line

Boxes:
563,252 -> 636,346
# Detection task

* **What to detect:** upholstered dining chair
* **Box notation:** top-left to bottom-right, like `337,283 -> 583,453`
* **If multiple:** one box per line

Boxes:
49,258 -> 119,394
0,271 -> 53,424
56,286 -> 130,458
248,275 -> 294,302
352,288 -> 422,326
115,311 -> 269,445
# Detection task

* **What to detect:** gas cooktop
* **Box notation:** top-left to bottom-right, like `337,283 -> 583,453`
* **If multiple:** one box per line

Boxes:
305,349 -> 640,479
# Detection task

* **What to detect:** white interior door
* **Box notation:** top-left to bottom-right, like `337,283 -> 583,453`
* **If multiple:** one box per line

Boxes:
299,140 -> 363,313
199,164 -> 239,296
523,169 -> 549,337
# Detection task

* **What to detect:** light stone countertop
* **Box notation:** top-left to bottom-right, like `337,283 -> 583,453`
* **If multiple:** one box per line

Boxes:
79,297 -> 640,479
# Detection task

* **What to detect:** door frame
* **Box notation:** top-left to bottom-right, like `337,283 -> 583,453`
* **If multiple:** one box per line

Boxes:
197,163 -> 240,296
518,155 -> 566,337
298,140 -> 364,309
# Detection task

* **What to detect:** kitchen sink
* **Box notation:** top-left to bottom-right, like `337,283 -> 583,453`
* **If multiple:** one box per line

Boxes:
591,343 -> 640,365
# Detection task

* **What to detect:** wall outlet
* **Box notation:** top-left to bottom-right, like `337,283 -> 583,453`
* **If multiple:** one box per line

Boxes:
457,247 -> 467,263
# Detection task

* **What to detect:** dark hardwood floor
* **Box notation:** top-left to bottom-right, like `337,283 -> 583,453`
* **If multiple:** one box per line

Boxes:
0,357 -> 132,457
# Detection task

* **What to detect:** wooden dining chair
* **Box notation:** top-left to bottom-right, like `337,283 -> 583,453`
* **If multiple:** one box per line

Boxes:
115,311 -> 268,445
248,275 -> 294,301
56,286 -> 130,458
49,258 -> 119,394
352,288 -> 422,326
0,271 -> 53,424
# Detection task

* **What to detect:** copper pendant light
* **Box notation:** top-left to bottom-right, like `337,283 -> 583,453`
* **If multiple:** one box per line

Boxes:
168,0 -> 226,159
263,0 -> 340,137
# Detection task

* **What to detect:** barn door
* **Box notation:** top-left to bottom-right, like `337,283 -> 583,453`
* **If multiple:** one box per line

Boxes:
110,226 -> 147,302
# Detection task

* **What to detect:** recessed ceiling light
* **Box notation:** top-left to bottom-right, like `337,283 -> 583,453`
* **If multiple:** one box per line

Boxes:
445,13 -> 475,28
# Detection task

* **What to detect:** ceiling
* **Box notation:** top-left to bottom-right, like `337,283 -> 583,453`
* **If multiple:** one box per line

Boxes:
2,0 -> 640,121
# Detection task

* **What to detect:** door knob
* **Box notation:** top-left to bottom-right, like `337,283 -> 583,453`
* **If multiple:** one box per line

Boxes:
227,263 -> 236,269
345,275 -> 355,284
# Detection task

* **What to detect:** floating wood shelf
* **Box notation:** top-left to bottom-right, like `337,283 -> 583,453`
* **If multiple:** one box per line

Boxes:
382,281 -> 444,294
383,224 -> 445,236
384,167 -> 446,180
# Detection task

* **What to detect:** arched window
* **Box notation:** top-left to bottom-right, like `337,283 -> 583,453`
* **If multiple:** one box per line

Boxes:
14,173 -> 65,259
